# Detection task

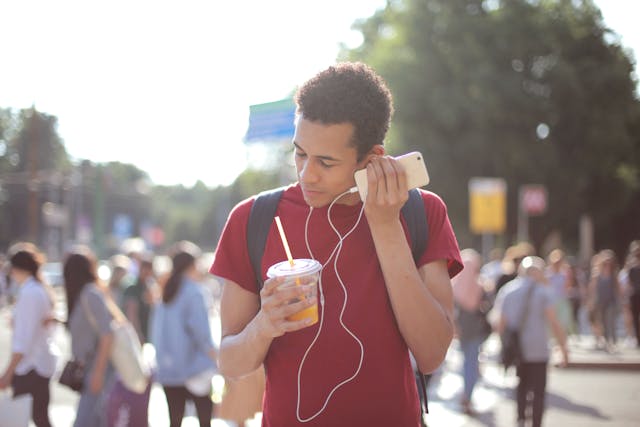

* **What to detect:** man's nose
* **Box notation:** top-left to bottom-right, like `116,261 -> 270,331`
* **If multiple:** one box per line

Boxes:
299,160 -> 320,183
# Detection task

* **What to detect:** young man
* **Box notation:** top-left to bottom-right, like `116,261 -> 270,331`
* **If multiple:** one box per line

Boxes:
210,62 -> 462,426
493,256 -> 569,427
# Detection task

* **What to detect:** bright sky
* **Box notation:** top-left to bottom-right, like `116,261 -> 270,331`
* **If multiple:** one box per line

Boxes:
1,0 -> 637,188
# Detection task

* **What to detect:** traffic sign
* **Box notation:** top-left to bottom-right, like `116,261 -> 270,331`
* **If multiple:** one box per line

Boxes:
469,178 -> 507,234
520,185 -> 547,216
244,98 -> 296,143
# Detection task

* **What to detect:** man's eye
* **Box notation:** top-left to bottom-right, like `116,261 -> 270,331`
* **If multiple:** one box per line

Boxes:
319,160 -> 333,168
295,151 -> 307,158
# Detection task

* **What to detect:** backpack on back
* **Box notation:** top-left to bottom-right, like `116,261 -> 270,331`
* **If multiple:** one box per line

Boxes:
246,187 -> 431,422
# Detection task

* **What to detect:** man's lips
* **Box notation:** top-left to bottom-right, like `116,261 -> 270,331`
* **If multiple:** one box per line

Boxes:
301,187 -> 322,196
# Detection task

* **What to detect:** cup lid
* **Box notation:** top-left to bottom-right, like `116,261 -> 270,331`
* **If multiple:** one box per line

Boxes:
266,258 -> 322,278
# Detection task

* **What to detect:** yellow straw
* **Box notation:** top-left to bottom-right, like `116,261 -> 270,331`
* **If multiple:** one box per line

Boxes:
274,216 -> 295,267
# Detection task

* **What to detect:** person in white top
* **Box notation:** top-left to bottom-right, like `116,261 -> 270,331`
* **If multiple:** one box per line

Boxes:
0,243 -> 59,427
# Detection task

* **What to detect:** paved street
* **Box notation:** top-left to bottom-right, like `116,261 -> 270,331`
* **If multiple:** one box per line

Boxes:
425,336 -> 640,427
2,299 -> 640,427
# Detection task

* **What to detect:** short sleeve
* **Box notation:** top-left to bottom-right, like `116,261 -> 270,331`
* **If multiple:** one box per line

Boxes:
12,286 -> 48,354
417,191 -> 463,278
85,287 -> 114,335
209,197 -> 259,293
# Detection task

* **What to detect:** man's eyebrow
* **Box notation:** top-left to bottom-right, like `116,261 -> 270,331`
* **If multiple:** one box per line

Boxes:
293,142 -> 341,162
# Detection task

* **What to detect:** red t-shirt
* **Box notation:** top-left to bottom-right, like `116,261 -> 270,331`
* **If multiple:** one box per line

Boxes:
211,184 -> 462,427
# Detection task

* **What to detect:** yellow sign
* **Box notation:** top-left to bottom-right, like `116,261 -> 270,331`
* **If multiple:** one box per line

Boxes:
469,178 -> 506,234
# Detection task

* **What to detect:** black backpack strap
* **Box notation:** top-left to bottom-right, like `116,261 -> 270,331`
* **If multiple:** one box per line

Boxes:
401,188 -> 428,264
247,187 -> 284,291
402,189 -> 431,418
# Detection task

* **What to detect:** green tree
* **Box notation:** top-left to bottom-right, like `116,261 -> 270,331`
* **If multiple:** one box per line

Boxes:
0,107 -> 71,247
343,0 -> 640,256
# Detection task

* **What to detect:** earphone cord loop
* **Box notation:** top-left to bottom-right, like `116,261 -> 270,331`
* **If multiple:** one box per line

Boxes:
297,189 -> 366,422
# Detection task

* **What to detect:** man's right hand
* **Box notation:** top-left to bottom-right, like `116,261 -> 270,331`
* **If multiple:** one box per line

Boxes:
257,275 -> 318,338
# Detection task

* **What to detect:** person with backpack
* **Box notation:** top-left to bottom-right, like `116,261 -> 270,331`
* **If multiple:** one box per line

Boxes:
493,256 -> 569,427
210,62 -> 462,427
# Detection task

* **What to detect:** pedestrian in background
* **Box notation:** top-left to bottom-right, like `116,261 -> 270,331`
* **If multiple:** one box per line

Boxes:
0,243 -> 59,427
452,248 -> 492,415
107,254 -> 132,309
63,246 -> 124,427
493,256 -> 569,427
123,255 -> 156,345
565,257 -> 586,338
620,241 -> 640,347
480,247 -> 504,289
495,243 -> 534,294
588,250 -> 622,352
545,249 -> 572,335
151,241 -> 218,427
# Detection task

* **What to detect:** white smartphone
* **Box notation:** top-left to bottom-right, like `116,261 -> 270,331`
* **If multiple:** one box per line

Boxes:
353,151 -> 430,201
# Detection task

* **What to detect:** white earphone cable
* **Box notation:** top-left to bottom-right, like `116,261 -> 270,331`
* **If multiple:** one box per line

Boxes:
296,189 -> 366,422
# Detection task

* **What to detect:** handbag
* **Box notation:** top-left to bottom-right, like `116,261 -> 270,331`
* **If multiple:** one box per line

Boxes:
81,293 -> 150,394
109,321 -> 150,393
500,283 -> 535,370
58,359 -> 85,392
0,391 -> 32,427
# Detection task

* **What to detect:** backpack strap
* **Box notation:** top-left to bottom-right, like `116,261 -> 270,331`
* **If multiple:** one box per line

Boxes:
403,188 -> 431,417
247,187 -> 285,291
248,187 -> 429,289
402,188 -> 428,264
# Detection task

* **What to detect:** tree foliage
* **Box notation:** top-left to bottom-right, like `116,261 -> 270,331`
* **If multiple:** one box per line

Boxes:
0,103 -> 284,258
342,0 -> 640,255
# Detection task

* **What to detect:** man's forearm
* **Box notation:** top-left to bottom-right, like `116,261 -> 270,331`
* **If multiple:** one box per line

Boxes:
219,313 -> 274,379
371,221 -> 454,372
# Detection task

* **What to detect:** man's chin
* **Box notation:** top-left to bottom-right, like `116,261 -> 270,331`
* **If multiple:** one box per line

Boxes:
303,191 -> 360,208
302,193 -> 327,208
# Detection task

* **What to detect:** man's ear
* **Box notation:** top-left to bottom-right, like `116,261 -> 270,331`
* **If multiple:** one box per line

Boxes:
371,145 -> 385,156
357,144 -> 385,168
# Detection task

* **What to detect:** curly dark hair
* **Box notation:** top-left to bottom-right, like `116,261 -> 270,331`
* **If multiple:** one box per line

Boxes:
295,62 -> 394,160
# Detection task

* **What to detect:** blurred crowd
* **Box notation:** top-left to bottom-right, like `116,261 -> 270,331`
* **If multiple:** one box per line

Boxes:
0,240 -> 229,427
1,238 -> 639,427
451,240 -> 640,425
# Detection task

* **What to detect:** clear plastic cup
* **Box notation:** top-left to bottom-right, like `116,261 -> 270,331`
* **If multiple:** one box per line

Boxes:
266,258 -> 321,325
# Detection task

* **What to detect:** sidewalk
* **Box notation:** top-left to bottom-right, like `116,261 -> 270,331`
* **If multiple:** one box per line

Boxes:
564,335 -> 640,370
478,332 -> 640,371
426,335 -> 640,427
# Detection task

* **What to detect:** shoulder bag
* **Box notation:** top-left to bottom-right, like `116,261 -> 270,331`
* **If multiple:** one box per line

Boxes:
500,283 -> 535,371
82,293 -> 150,393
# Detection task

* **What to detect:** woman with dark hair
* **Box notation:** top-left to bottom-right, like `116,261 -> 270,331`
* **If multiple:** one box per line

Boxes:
151,241 -> 218,427
63,246 -> 123,427
0,242 -> 59,427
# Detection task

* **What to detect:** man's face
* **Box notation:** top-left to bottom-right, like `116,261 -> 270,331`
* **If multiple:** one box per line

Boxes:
293,117 -> 369,208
